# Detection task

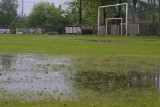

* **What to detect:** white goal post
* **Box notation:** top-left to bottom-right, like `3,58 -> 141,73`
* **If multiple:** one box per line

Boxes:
98,3 -> 128,36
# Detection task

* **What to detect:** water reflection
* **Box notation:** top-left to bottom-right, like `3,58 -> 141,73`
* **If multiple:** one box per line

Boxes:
0,55 -> 14,71
0,54 -> 159,101
0,54 -> 73,100
69,39 -> 120,43
155,75 -> 160,90
74,71 -> 160,92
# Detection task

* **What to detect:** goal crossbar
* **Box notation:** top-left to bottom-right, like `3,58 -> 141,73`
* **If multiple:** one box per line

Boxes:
98,3 -> 128,36
98,3 -> 128,9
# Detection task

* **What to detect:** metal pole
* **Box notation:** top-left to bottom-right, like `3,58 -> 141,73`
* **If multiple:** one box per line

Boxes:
79,0 -> 82,27
99,3 -> 128,8
98,7 -> 100,35
22,0 -> 24,27
22,0 -> 23,17
126,3 -> 128,36
98,3 -> 128,36
106,19 -> 107,35
121,18 -> 123,36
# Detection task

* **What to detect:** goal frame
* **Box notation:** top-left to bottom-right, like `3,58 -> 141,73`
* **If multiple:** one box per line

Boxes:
98,3 -> 128,36
106,18 -> 123,36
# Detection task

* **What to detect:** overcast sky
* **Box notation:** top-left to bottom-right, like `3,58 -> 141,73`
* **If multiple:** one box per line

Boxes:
17,0 -> 72,15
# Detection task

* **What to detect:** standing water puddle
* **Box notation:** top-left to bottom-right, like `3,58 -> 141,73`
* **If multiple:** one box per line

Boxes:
0,54 -> 73,100
74,71 -> 160,92
0,54 -> 159,101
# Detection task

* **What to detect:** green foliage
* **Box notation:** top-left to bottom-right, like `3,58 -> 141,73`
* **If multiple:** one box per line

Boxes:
26,2 -> 73,33
68,0 -> 128,26
26,2 -> 50,28
128,0 -> 160,23
67,0 -> 160,26
0,0 -> 18,28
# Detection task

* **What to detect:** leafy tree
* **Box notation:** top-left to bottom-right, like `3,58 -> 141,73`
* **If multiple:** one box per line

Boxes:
158,0 -> 160,20
68,0 -> 101,26
0,0 -> 18,28
68,0 -> 128,26
26,1 -> 73,33
14,15 -> 28,28
26,2 -> 48,28
135,0 -> 160,22
128,0 -> 139,23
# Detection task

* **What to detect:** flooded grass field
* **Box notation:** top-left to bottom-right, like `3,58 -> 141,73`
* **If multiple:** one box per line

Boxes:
0,54 -> 75,101
73,55 -> 160,92
0,54 -> 160,107
0,35 -> 160,106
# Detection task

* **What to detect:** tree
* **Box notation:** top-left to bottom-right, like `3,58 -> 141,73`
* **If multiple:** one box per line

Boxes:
0,0 -> 18,28
158,0 -> 160,20
26,1 -> 73,33
68,0 -> 103,26
26,2 -> 49,28
128,0 -> 139,23
68,0 -> 128,26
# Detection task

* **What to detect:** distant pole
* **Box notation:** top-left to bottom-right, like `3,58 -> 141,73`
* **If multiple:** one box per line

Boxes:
22,0 -> 24,27
22,0 -> 23,17
79,0 -> 82,27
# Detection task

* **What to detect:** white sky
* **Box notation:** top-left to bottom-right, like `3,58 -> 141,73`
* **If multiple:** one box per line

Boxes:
17,0 -> 72,15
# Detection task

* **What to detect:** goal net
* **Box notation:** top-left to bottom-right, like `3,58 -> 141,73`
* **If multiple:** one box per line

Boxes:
98,3 -> 128,36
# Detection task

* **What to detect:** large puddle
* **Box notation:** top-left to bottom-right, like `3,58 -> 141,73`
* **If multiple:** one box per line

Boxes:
0,54 -> 159,101
0,54 -> 73,100
74,71 -> 160,92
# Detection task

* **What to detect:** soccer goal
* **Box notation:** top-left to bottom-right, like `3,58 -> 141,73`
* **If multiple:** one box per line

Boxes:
98,3 -> 128,36
106,18 -> 123,36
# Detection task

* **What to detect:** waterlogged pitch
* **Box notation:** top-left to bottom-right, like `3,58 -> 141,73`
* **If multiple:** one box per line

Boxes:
0,54 -> 73,101
0,35 -> 160,107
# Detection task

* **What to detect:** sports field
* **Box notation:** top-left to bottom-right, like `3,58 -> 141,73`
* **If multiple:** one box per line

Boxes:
0,34 -> 160,107
0,34 -> 160,56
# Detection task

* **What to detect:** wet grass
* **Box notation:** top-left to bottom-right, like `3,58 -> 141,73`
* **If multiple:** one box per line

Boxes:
0,89 -> 159,107
72,55 -> 160,73
70,55 -> 160,107
0,34 -> 160,107
0,34 -> 160,56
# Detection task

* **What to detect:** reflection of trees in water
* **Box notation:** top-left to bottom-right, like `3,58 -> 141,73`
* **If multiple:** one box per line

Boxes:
0,55 -> 14,71
75,71 -> 158,92
155,74 -> 160,90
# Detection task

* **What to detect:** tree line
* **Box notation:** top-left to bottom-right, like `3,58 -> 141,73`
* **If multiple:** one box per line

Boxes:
0,0 -> 159,33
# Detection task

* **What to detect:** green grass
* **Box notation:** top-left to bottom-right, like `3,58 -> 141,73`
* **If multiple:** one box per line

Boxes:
0,89 -> 159,107
0,34 -> 160,56
0,34 -> 160,107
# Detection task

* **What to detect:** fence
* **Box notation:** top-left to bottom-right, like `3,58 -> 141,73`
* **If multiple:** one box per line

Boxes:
99,24 -> 139,36
98,1 -> 160,36
0,29 -> 11,34
139,23 -> 160,36
65,26 -> 81,34
16,28 -> 43,34
128,24 -> 139,35
128,1 -> 160,36
111,25 -> 120,35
